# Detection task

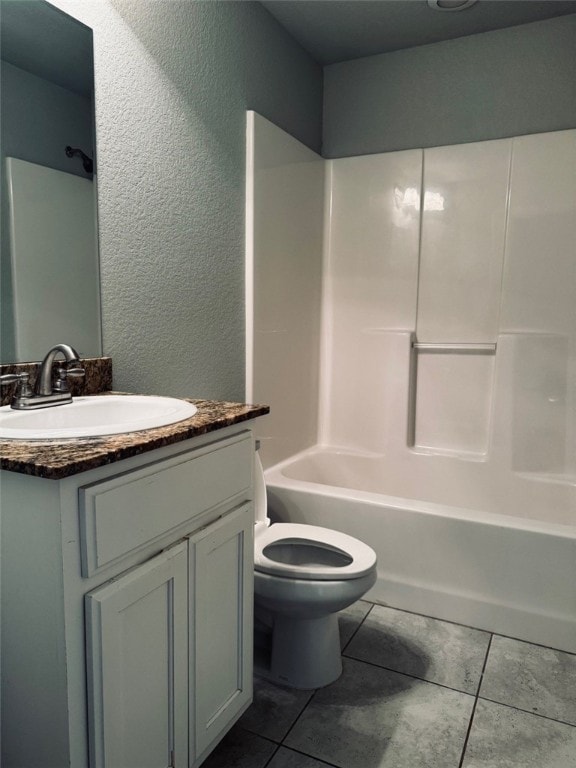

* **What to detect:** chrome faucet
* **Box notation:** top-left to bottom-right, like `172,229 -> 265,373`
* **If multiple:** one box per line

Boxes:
0,343 -> 85,410
36,343 -> 84,396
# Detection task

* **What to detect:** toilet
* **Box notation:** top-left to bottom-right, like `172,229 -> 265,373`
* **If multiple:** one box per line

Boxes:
253,451 -> 377,689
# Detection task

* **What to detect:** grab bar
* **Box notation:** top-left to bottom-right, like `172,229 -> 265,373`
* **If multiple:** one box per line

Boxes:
412,342 -> 497,353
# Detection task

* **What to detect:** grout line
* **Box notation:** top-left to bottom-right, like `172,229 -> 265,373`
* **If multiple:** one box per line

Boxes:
477,696 -> 576,729
485,631 -> 576,658
367,600 -> 492,637
279,704 -> 314,750
474,630 -> 493,697
458,633 -> 493,768
457,698 -> 479,768
277,744 -> 341,767
278,689 -> 319,747
340,602 -> 374,654
262,743 -> 281,768
341,653 -> 478,699
367,599 -> 574,656
238,726 -> 283,747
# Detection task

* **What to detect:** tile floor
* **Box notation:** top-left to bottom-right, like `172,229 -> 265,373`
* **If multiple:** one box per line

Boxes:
202,601 -> 576,768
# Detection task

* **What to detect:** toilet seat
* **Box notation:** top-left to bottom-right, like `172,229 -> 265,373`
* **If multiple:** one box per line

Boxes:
254,523 -> 376,581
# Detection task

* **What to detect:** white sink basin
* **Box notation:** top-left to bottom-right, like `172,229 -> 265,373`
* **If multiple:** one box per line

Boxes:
0,395 -> 198,439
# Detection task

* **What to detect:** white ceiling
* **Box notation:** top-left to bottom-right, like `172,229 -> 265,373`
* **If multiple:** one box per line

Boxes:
261,0 -> 576,65
2,0 -> 575,96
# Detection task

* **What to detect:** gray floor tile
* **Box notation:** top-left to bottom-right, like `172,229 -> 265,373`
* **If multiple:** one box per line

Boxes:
344,604 -> 491,694
339,599 -> 372,649
201,724 -> 277,768
268,746 -> 338,768
480,635 -> 576,725
238,675 -> 314,742
284,656 -> 474,768
462,699 -> 576,768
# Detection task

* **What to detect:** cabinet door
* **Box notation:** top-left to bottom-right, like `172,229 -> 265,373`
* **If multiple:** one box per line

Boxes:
189,504 -> 254,762
85,541 -> 188,768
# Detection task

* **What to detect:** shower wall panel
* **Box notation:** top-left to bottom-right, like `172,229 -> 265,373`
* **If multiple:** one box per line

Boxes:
412,140 -> 511,454
499,130 -> 576,476
321,150 -> 422,451
322,129 -> 575,467
246,112 -> 324,468
413,350 -> 495,456
500,131 -> 576,336
416,139 -> 511,344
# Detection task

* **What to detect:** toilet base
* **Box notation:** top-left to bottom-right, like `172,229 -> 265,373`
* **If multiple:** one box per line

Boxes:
268,613 -> 342,689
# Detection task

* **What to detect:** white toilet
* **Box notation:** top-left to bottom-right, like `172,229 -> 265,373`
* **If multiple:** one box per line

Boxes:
253,451 -> 377,689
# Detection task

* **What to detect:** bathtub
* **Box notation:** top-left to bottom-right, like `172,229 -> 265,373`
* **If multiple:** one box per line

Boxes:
264,446 -> 576,654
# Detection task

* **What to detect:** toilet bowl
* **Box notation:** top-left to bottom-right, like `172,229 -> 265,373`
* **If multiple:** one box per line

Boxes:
253,451 -> 377,689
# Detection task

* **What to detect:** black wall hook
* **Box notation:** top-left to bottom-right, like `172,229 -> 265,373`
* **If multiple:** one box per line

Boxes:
65,146 -> 94,174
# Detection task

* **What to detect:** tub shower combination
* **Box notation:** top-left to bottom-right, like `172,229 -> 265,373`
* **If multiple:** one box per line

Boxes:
265,438 -> 575,654
246,113 -> 576,655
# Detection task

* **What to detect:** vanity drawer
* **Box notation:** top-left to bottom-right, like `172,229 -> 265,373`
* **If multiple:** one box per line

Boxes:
79,432 -> 253,577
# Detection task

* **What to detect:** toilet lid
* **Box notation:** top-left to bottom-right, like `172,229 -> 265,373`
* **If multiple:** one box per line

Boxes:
254,523 -> 377,581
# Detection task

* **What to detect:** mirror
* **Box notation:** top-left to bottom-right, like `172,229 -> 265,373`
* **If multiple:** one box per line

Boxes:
0,0 -> 101,363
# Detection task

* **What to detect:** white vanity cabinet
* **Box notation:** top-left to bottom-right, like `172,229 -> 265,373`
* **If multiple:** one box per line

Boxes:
1,426 -> 255,768
85,539 -> 190,768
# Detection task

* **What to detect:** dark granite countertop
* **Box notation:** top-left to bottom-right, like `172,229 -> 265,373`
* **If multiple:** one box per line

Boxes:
0,397 -> 269,479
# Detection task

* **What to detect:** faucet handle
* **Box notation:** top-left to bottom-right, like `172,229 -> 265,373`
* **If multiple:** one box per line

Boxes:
65,366 -> 86,378
0,372 -> 33,399
54,365 -> 86,393
1,373 -> 22,387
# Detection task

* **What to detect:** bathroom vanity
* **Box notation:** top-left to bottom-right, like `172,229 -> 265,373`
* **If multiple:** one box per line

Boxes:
0,397 -> 268,768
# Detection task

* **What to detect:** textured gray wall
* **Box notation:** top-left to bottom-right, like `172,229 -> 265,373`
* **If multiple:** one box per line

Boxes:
51,0 -> 323,400
323,15 -> 576,158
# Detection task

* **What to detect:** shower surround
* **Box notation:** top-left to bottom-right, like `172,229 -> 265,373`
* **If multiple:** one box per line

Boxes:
246,112 -> 576,652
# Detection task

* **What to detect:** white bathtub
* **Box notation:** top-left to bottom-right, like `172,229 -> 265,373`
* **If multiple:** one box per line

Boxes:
264,446 -> 576,654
